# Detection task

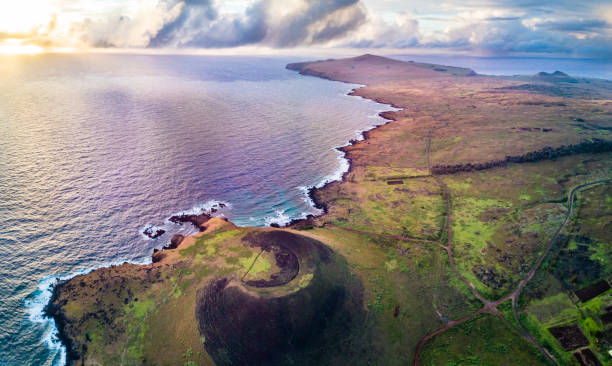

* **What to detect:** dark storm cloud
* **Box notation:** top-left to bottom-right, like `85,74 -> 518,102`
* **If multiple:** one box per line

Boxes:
74,0 -> 366,48
182,3 -> 268,47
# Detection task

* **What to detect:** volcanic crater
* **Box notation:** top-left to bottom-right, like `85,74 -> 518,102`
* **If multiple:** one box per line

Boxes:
195,230 -> 368,366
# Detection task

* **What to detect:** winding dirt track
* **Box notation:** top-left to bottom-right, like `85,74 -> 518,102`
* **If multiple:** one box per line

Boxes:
411,127 -> 611,365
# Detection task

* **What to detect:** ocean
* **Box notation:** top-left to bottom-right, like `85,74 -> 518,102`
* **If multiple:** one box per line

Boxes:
0,53 -> 608,365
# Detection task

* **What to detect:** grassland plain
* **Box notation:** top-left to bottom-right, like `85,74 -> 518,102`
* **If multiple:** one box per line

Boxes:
48,55 -> 612,365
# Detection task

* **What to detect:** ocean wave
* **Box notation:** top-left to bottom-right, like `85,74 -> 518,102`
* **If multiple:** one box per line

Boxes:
264,210 -> 293,226
23,276 -> 66,366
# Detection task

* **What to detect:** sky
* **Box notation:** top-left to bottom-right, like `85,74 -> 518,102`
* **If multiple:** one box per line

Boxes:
0,0 -> 611,57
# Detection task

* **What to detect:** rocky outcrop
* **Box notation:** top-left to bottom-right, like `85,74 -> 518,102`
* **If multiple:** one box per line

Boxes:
169,212 -> 211,230
166,234 -> 184,249
143,226 -> 165,239
472,265 -> 508,290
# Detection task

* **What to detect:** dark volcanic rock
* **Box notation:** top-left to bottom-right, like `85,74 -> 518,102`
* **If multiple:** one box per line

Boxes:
44,281 -> 82,364
287,215 -> 316,230
165,234 -> 185,250
152,251 -> 165,263
143,226 -> 165,239
169,212 -> 211,230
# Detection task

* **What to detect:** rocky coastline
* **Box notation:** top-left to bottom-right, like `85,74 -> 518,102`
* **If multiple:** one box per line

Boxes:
45,209 -> 224,363
44,284 -> 81,362
285,62 -> 402,229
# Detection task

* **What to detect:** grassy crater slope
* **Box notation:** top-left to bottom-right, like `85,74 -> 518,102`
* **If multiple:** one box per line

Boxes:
49,54 -> 612,365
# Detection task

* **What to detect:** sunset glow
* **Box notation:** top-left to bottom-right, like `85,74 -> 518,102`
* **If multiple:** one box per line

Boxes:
0,39 -> 45,55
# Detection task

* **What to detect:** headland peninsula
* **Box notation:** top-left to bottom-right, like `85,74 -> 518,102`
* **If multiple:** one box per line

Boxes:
47,54 -> 612,366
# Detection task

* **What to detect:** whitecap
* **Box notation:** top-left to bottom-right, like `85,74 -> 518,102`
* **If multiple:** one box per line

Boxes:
264,210 -> 292,227
140,224 -> 167,240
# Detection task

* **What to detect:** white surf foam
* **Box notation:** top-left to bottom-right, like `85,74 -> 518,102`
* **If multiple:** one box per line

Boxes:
166,200 -> 231,222
264,210 -> 293,227
140,224 -> 167,240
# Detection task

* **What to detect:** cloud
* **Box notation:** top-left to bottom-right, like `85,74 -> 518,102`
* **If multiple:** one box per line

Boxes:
0,13 -> 60,47
432,19 -> 573,53
485,16 -> 520,21
76,1 -> 185,47
1,0 -> 610,58
536,19 -> 610,32
74,0 -> 366,48
0,31 -> 32,41
346,2 -> 612,58
265,0 -> 366,47
343,13 -> 420,48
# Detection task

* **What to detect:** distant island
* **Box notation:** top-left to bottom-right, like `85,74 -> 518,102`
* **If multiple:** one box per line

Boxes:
46,54 -> 612,366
